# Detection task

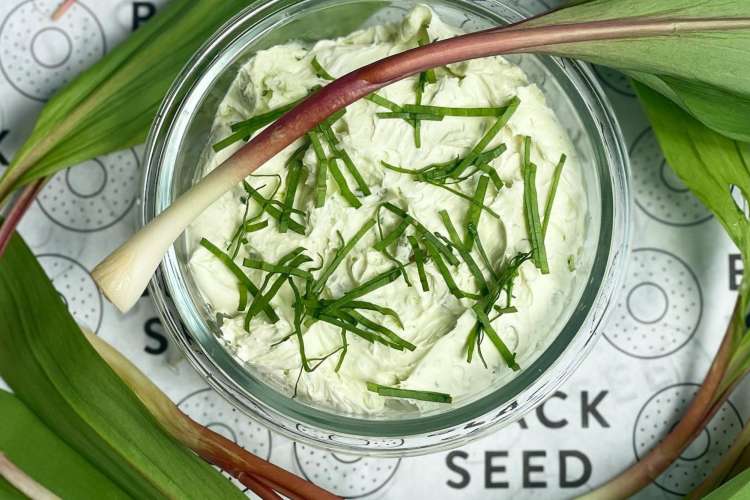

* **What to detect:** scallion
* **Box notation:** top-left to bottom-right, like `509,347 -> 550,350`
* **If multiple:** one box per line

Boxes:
366,382 -> 452,403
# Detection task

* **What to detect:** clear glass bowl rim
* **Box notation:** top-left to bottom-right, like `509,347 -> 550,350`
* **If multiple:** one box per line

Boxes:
141,0 -> 631,456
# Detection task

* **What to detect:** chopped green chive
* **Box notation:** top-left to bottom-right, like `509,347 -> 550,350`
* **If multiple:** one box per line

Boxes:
318,314 -> 400,350
381,161 -> 437,176
437,232 -> 488,294
242,258 -> 313,280
542,154 -> 567,239
439,210 -> 464,249
475,144 -> 507,165
227,190 -> 253,258
288,277 -> 311,372
335,329 -> 348,372
464,176 -> 490,250
328,158 -> 361,208
407,235 -> 430,292
279,144 -> 308,233
238,285 -> 248,312
521,137 -> 549,274
416,25 -> 438,84
340,300 -> 404,329
311,56 -> 335,80
322,267 -> 401,311
450,97 -> 520,178
376,112 -> 444,121
426,180 -> 501,220
493,305 -> 518,315
243,219 -> 269,233
199,238 -> 278,323
381,202 -> 459,266
400,104 -> 510,117
422,238 -> 468,300
413,72 -> 427,148
321,108 -> 347,130
374,218 -> 410,252
345,310 -> 415,351
365,93 -> 403,113
308,130 -> 328,207
244,182 -> 306,235
477,163 -> 504,190
246,252 -> 310,327
472,304 -> 520,371
319,122 -> 370,196
311,219 -> 375,295
366,382 -> 452,403
466,223 -> 496,280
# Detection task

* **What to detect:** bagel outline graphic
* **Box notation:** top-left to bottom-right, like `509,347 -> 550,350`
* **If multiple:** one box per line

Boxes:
0,0 -> 106,101
37,148 -> 139,232
633,383 -> 742,495
294,443 -> 400,498
36,253 -> 103,333
177,387 -> 273,461
630,127 -> 713,226
604,248 -> 702,359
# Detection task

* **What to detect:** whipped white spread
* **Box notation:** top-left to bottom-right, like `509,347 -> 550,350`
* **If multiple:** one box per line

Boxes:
188,6 -> 587,415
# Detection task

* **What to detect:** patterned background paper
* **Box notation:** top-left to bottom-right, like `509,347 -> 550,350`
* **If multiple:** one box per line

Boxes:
0,1 -> 744,498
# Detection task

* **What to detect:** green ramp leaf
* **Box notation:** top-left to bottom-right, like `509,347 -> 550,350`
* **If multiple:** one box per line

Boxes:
525,0 -> 750,142
0,390 -> 128,499
0,231 -> 246,499
0,0 -> 256,202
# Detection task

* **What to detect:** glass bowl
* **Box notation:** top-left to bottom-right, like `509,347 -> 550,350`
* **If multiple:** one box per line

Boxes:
142,0 -> 630,456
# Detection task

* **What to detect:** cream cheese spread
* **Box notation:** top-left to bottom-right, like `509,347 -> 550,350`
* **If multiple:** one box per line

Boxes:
188,6 -> 587,414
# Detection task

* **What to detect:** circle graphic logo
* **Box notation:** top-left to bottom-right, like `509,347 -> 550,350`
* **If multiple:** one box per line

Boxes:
634,384 -> 742,495
630,128 -> 712,226
37,149 -> 139,232
294,443 -> 400,498
0,0 -> 106,101
37,253 -> 102,332
605,249 -> 702,358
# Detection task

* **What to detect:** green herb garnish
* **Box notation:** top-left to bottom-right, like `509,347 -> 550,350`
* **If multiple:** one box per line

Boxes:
521,137 -> 549,274
311,220 -> 375,295
328,158 -> 362,208
375,112 -> 444,121
279,143 -> 309,233
449,97 -> 520,178
319,122 -> 370,196
422,237 -> 473,300
308,130 -> 329,207
471,304 -> 520,371
464,175 -> 490,250
242,257 -> 313,280
243,182 -> 306,235
199,238 -> 278,322
344,310 -> 415,351
438,210 -> 464,250
407,235 -> 430,292
400,104 -> 510,117
542,154 -> 567,239
381,202 -> 459,266
341,300 -> 404,329
366,382 -> 452,403
321,267 -> 402,311
335,329 -> 348,372
245,251 -> 311,327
